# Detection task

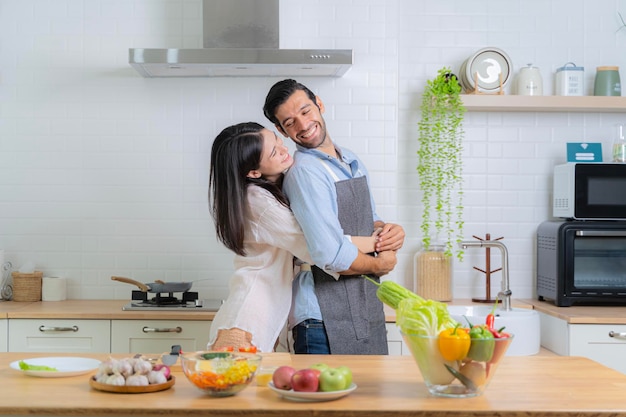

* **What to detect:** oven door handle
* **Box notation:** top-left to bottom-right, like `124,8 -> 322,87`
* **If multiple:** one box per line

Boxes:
609,331 -> 626,340
142,326 -> 183,333
576,230 -> 626,237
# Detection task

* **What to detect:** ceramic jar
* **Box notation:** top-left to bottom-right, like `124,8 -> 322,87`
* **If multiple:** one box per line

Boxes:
594,66 -> 621,96
517,64 -> 543,96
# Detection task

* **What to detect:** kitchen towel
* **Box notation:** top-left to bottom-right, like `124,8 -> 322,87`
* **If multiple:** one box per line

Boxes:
42,276 -> 67,301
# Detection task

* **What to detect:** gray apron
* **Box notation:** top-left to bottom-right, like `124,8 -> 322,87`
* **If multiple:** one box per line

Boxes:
312,161 -> 388,355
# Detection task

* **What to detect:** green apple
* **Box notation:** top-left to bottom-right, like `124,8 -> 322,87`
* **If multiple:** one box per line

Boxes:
319,368 -> 347,392
309,363 -> 330,373
335,365 -> 353,389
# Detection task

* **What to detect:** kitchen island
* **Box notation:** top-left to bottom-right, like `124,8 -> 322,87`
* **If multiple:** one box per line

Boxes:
2,351 -> 626,417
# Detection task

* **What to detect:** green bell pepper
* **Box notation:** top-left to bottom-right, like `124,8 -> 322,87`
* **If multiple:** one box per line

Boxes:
467,325 -> 495,362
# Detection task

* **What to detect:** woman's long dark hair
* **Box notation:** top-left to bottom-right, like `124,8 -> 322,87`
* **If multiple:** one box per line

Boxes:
209,122 -> 289,256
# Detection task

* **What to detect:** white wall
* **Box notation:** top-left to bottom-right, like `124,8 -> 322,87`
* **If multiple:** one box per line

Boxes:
1,0 -> 625,302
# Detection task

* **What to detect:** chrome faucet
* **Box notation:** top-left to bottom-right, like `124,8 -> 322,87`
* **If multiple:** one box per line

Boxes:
459,240 -> 512,311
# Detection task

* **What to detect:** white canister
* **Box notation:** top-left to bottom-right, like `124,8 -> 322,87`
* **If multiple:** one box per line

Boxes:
517,64 -> 543,96
555,62 -> 584,96
42,276 -> 67,301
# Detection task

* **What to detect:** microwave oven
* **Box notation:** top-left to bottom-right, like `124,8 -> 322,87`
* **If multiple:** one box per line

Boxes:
537,220 -> 626,306
553,162 -> 626,220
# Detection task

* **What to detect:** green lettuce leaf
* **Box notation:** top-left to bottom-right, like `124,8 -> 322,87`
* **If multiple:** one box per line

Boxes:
18,360 -> 58,372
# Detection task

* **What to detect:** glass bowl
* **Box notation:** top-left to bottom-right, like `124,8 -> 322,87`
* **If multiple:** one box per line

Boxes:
401,331 -> 514,398
180,351 -> 262,397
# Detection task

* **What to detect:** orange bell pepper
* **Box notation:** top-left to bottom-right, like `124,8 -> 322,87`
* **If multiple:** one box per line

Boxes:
438,324 -> 471,361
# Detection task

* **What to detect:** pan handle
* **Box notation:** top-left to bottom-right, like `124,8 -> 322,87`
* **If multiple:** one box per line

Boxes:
111,276 -> 149,292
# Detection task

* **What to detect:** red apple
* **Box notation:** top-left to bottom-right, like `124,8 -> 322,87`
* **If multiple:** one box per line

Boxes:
272,366 -> 296,390
291,368 -> 320,392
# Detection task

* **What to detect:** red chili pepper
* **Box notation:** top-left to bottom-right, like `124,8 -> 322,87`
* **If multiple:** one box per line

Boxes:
485,298 -> 499,330
486,313 -> 495,329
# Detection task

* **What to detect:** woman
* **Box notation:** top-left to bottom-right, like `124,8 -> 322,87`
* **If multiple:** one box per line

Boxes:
207,122 -> 377,352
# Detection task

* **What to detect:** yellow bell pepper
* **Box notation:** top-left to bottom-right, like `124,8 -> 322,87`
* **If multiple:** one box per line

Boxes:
438,324 -> 471,361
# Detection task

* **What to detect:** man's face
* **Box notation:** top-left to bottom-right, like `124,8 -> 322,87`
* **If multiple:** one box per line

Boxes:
273,89 -> 328,149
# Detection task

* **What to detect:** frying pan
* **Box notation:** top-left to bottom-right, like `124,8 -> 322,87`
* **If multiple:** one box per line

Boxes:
111,276 -> 193,293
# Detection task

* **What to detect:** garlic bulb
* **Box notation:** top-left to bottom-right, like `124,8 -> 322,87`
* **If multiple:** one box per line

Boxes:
125,374 -> 149,386
106,373 -> 126,386
133,359 -> 153,375
147,370 -> 168,385
112,359 -> 134,377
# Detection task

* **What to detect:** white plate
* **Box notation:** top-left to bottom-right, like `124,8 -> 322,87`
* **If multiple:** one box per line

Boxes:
268,382 -> 357,402
10,357 -> 101,378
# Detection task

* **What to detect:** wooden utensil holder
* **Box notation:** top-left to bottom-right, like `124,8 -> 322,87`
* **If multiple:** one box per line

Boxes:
12,271 -> 43,301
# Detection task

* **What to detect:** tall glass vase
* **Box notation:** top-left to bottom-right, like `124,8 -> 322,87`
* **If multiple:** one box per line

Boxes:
413,244 -> 452,302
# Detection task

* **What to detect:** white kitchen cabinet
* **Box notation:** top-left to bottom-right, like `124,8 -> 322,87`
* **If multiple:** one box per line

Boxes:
8,319 -> 111,353
111,320 -> 211,354
386,323 -> 410,356
538,312 -> 626,374
0,319 -> 7,352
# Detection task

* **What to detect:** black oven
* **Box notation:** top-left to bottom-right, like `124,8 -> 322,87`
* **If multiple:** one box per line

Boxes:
537,220 -> 626,306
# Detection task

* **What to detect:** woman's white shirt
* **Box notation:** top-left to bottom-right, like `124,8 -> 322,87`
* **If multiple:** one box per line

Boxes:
207,185 -> 313,353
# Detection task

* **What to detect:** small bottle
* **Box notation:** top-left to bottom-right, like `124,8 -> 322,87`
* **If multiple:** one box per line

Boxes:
613,124 -> 626,163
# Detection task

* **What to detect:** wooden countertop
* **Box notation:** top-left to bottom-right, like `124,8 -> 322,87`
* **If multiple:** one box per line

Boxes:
0,300 -> 218,321
1,351 -> 626,417
522,299 -> 626,324
4,298 -> 623,325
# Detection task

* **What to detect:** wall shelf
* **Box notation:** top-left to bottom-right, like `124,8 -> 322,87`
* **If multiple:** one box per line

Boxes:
461,95 -> 626,113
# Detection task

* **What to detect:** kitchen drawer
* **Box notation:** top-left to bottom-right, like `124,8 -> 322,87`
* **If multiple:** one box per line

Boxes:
570,324 -> 626,374
0,319 -> 7,352
111,320 -> 211,354
8,319 -> 111,353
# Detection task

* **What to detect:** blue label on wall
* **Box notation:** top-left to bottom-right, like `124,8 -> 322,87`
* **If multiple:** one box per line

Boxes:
566,142 -> 603,162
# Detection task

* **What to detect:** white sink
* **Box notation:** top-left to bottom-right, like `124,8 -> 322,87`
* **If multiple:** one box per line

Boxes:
447,305 -> 540,356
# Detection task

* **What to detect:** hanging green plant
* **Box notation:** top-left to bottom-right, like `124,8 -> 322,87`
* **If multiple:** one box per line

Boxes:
417,67 -> 466,260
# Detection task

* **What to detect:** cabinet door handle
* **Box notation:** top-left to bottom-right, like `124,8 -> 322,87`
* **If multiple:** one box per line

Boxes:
608,331 -> 626,339
38,325 -> 79,332
142,326 -> 182,333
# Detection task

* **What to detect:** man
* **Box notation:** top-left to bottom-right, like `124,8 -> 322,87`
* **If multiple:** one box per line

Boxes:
263,79 -> 405,354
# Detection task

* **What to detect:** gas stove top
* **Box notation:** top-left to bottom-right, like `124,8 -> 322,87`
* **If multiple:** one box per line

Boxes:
122,299 -> 223,311
122,290 -> 223,311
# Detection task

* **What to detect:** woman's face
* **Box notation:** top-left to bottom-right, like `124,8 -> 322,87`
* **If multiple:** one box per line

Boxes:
250,128 -> 293,183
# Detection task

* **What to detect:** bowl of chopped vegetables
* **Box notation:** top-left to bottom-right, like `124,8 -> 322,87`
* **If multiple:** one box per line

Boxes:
180,351 -> 262,397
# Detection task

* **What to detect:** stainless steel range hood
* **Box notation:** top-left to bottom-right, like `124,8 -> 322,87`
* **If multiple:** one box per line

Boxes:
129,0 -> 353,78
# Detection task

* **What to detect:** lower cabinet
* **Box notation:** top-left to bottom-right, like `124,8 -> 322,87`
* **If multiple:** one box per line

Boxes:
0,319 -> 7,352
7,318 -> 212,354
8,319 -> 110,353
539,312 -> 626,374
111,320 -> 211,354
386,323 -> 410,356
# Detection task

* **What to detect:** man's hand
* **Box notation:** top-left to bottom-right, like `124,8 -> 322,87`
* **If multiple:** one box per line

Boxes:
340,249 -> 397,277
374,222 -> 405,252
371,250 -> 397,276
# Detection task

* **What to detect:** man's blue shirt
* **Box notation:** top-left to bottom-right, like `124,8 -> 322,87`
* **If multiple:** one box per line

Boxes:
284,144 -> 381,328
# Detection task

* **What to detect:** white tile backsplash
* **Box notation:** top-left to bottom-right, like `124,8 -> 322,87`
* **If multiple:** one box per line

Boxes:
1,0 -> 625,302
